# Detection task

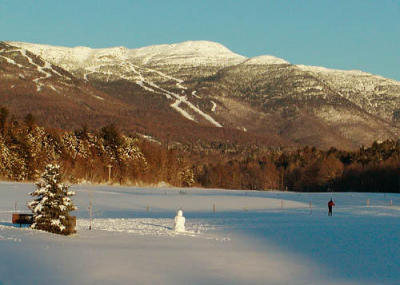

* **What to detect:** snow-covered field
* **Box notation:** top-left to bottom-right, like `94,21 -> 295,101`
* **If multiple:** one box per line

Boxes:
0,182 -> 399,285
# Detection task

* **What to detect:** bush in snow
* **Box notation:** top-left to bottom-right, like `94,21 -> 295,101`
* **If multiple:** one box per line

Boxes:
28,164 -> 77,235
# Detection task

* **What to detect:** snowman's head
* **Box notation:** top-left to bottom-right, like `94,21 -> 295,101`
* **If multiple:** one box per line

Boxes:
177,209 -> 183,217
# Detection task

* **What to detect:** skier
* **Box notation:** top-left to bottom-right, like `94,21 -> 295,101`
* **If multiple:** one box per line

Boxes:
174,209 -> 186,232
328,198 -> 335,216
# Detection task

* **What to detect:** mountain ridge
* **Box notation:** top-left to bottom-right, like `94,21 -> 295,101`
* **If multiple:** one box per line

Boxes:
9,40 -> 398,81
2,40 -> 400,150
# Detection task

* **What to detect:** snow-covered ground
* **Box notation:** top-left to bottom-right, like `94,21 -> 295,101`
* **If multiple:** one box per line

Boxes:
0,182 -> 399,284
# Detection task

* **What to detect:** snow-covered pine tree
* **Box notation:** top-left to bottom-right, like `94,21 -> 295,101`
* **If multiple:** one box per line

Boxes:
28,164 -> 77,235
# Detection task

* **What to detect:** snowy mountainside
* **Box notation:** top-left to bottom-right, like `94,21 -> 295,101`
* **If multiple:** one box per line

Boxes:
242,55 -> 289,65
1,41 -> 281,146
195,62 -> 400,148
296,65 -> 400,121
3,40 -> 400,149
0,41 -> 117,103
10,40 -> 246,68
8,42 -> 130,70
130,40 -> 247,66
0,42 -> 76,93
9,41 -> 246,127
0,42 -> 148,132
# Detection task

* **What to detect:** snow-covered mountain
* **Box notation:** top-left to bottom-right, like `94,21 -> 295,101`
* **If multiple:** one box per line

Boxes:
10,41 -> 247,68
2,40 -> 400,149
242,55 -> 289,65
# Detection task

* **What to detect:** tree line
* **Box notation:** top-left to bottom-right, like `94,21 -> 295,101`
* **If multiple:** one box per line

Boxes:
0,107 -> 194,187
196,141 -> 400,193
1,106 -> 400,192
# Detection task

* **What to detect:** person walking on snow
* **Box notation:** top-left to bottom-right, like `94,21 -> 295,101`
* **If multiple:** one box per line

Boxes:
174,209 -> 185,232
328,199 -> 335,216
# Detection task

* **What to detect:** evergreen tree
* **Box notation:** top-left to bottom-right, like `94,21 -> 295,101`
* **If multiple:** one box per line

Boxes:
28,164 -> 77,235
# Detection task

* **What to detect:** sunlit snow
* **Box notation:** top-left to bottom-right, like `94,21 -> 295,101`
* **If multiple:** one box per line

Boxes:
1,182 -> 399,284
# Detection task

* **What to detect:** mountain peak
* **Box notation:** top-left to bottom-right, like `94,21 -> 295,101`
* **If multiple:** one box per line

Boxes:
243,55 -> 289,65
130,40 -> 247,66
9,40 -> 247,67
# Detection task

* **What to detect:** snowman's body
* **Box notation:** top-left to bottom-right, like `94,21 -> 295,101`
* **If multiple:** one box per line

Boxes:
174,210 -> 185,232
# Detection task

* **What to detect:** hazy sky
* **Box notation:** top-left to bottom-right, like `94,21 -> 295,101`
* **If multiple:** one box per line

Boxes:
1,0 -> 399,80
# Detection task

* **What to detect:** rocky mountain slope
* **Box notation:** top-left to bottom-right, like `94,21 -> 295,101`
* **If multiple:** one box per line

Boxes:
2,40 -> 400,149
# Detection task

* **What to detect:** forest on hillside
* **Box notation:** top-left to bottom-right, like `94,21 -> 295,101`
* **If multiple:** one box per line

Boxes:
1,106 -> 400,193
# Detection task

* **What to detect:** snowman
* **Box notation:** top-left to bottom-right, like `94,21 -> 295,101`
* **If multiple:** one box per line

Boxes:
174,209 -> 186,232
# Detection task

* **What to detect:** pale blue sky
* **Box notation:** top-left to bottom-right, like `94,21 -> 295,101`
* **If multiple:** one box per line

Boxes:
0,0 -> 399,80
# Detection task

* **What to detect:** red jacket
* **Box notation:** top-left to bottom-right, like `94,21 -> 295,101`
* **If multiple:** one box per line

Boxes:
328,201 -> 335,207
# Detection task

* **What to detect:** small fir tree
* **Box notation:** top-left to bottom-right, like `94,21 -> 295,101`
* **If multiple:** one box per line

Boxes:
28,164 -> 77,235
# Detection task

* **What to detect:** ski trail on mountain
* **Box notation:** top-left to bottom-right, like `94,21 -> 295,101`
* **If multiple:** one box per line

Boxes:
2,46 -> 101,99
129,64 -> 197,122
192,90 -> 201,98
145,75 -> 222,126
0,49 -> 24,68
144,68 -> 187,90
135,65 -> 222,127
93,61 -> 222,126
211,101 -> 217,112
19,49 -> 52,92
176,82 -> 187,90
17,48 -> 68,92
84,66 -> 104,81
0,49 -> 22,67
0,55 -> 24,68
43,61 -> 64,78
48,85 -> 58,92
171,100 -> 195,121
77,59 -> 222,126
